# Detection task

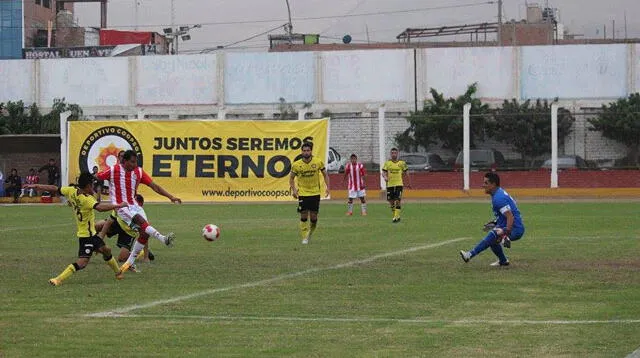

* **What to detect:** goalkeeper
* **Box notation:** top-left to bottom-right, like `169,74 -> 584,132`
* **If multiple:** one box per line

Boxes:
459,172 -> 525,266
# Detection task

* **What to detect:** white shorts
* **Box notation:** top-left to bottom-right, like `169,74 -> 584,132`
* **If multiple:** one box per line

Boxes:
348,189 -> 366,199
116,204 -> 148,229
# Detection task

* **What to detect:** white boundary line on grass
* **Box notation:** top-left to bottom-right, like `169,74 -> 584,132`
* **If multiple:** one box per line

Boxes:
85,237 -> 470,318
91,314 -> 640,326
627,346 -> 640,358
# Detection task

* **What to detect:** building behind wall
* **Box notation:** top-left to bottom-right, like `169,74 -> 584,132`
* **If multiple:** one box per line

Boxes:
0,0 -> 73,59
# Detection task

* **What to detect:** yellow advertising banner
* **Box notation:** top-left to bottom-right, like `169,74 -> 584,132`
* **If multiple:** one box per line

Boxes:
68,119 -> 329,202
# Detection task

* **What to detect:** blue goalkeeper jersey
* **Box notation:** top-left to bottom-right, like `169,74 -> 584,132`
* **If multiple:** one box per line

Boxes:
491,187 -> 524,230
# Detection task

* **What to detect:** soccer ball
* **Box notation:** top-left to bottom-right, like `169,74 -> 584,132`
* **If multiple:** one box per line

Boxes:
202,224 -> 220,241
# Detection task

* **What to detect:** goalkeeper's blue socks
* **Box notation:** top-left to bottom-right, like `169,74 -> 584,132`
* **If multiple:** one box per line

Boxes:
470,231 -> 507,264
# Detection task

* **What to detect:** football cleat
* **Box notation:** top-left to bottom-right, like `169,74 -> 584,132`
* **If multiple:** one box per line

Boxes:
459,250 -> 471,263
148,250 -> 155,261
48,278 -> 61,286
165,232 -> 175,248
345,211 -> 353,216
490,260 -> 510,267
361,211 -> 367,216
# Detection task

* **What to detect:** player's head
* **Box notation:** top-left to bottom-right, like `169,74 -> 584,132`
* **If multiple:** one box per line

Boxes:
92,165 -> 99,174
29,168 -> 35,174
301,142 -> 313,159
483,172 -> 500,194
77,172 -> 96,194
390,148 -> 399,160
122,150 -> 138,171
48,158 -> 55,165
350,153 -> 358,164
117,150 -> 125,164
135,194 -> 144,206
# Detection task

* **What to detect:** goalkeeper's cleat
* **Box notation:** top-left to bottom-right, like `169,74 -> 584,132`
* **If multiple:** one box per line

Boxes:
165,232 -> 175,248
48,278 -> 61,286
490,260 -> 510,267
459,250 -> 471,263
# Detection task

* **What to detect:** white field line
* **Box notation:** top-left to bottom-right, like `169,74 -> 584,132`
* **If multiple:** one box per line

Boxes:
627,346 -> 640,358
86,237 -> 470,318
93,314 -> 640,326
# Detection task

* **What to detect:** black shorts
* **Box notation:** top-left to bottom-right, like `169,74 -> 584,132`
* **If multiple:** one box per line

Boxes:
297,195 -> 321,213
386,186 -> 403,201
78,236 -> 106,258
107,215 -> 135,250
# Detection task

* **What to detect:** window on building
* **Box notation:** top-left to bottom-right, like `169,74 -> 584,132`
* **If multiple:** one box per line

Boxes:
35,0 -> 41,5
42,0 -> 50,8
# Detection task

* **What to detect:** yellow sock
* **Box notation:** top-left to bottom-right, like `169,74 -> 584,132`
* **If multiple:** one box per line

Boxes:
310,221 -> 317,235
55,264 -> 76,282
105,256 -> 119,273
300,221 -> 309,240
136,248 -> 145,260
396,207 -> 401,218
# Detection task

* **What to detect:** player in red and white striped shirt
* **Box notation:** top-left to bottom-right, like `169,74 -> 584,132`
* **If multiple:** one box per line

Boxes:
342,153 -> 367,216
97,150 -> 181,278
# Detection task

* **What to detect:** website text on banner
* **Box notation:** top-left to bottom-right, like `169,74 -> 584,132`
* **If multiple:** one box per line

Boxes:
68,119 -> 329,202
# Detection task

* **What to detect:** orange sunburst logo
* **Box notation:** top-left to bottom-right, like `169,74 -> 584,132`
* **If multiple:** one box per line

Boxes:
94,143 -> 122,171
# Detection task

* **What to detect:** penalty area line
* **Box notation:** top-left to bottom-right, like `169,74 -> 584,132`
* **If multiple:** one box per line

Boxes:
85,237 -> 470,318
87,314 -> 640,326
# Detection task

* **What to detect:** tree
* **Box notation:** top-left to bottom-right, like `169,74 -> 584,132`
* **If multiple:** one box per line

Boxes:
587,93 -> 640,166
395,83 -> 490,153
0,98 -> 82,134
489,99 -> 574,168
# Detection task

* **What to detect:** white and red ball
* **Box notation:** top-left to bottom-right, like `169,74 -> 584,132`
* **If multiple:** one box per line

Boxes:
202,224 -> 220,241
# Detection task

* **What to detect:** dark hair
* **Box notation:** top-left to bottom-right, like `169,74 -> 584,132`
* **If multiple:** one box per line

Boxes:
122,150 -> 137,161
77,172 -> 95,188
301,142 -> 313,150
135,194 -> 144,206
350,154 -> 357,159
390,147 -> 398,152
484,172 -> 500,187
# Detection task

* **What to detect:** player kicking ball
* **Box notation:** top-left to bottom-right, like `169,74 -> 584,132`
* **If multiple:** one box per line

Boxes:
459,172 -> 525,267
24,172 -> 128,286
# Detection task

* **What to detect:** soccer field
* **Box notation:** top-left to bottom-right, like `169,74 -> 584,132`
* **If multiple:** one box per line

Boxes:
2,201 -> 640,357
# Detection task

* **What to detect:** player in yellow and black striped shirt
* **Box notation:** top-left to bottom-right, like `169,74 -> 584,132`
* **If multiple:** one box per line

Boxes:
25,172 -> 127,286
290,142 -> 330,244
382,148 -> 412,223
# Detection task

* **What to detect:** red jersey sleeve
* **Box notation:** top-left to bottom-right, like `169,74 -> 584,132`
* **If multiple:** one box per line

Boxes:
96,169 -> 110,180
360,165 -> 366,176
140,169 -> 153,185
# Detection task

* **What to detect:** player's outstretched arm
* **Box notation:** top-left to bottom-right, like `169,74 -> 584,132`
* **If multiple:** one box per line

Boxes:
148,181 -> 182,203
24,183 -> 58,193
95,201 -> 128,212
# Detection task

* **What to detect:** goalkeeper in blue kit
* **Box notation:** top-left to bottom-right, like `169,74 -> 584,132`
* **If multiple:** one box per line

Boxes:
459,172 -> 525,266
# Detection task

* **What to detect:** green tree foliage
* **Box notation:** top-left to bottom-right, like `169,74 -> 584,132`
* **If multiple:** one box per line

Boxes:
0,98 -> 82,134
489,99 -> 574,168
587,93 -> 640,166
395,84 -> 490,153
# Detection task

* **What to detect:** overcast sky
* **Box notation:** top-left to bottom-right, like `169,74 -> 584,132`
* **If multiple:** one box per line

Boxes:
73,0 -> 640,53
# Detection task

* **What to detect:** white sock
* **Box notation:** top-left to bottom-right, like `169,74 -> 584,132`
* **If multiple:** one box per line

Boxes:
347,202 -> 354,212
127,240 -> 145,265
145,225 -> 167,244
361,203 -> 367,213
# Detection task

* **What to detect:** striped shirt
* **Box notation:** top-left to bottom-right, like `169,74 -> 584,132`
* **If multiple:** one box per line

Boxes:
25,174 -> 39,185
345,162 -> 366,191
97,164 -> 152,205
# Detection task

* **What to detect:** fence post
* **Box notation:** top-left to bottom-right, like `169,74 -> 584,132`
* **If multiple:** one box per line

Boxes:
551,103 -> 558,188
463,103 -> 471,191
59,111 -> 72,187
378,104 -> 386,194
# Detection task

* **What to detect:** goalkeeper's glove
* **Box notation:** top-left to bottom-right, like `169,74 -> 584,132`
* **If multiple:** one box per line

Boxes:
482,220 -> 497,232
